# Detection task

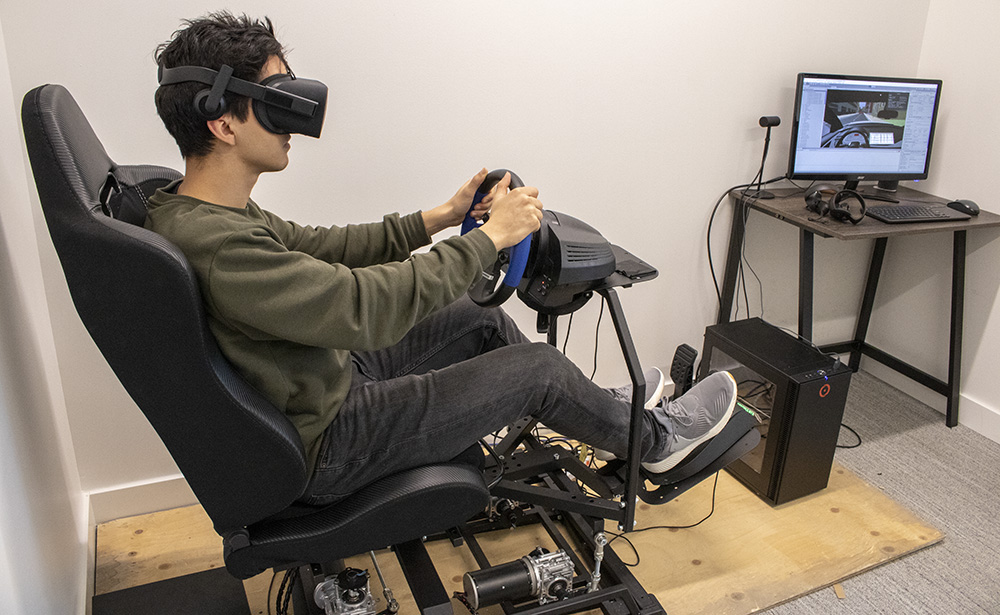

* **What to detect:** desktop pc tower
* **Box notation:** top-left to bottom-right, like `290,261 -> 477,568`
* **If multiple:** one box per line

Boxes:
699,318 -> 853,506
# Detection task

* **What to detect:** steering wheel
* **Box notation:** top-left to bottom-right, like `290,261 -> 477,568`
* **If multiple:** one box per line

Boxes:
460,169 -> 532,307
834,126 -> 870,148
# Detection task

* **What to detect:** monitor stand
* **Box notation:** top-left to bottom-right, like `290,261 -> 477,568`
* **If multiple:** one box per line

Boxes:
844,179 -> 900,203
875,179 -> 900,193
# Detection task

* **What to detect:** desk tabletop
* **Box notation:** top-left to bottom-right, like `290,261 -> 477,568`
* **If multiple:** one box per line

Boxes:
731,186 -> 1000,240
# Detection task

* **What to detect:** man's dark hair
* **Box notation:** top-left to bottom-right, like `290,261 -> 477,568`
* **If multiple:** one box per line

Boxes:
154,12 -> 287,159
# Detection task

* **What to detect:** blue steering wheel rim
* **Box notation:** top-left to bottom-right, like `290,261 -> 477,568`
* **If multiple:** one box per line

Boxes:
460,169 -> 531,289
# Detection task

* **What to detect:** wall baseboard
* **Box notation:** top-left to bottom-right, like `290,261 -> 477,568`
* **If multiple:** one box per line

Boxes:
952,393 -> 1000,444
85,498 -> 94,615
864,362 -> 1000,445
83,477 -> 197,614
88,475 -> 197,525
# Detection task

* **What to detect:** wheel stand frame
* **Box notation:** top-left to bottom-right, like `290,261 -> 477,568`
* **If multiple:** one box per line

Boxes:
293,286 -> 760,615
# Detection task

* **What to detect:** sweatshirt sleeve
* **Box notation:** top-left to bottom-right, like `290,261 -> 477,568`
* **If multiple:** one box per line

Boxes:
258,206 -> 432,267
205,224 -> 497,351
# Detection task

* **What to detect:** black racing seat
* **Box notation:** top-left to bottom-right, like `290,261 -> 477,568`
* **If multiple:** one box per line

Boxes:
20,84 -> 489,585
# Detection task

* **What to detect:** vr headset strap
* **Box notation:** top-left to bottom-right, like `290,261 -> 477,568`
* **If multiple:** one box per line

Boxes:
201,64 -> 234,116
157,64 -> 319,117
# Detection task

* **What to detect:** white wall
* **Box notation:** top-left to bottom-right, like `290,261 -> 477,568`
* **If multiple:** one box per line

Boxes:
909,0 -> 1000,440
0,3 -> 189,509
2,2 -> 998,610
0,19 -> 87,615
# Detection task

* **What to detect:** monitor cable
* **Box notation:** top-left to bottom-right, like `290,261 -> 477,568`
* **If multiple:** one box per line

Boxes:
706,175 -> 785,315
726,116 -> 784,316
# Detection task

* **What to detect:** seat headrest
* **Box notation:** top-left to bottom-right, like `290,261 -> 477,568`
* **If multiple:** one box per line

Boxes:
99,165 -> 181,226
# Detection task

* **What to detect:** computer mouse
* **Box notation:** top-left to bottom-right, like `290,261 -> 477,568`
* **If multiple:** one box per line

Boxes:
947,199 -> 980,216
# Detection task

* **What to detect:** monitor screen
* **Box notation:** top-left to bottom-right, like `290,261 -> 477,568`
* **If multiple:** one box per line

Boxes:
787,73 -> 942,191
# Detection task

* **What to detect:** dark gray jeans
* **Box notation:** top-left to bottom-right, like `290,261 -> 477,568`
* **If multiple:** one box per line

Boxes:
304,296 -> 668,504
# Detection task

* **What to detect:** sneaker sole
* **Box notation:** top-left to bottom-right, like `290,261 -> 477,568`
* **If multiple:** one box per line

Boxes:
641,371 -> 737,475
594,367 -> 666,461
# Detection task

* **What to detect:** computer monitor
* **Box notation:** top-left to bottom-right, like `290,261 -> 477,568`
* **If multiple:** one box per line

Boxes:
787,73 -> 942,195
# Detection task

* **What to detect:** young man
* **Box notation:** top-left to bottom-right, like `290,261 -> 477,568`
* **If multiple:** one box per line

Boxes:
150,12 -> 737,505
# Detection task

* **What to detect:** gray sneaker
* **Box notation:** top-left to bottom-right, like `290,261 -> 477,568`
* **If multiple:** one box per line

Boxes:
595,366 -> 665,461
641,371 -> 737,474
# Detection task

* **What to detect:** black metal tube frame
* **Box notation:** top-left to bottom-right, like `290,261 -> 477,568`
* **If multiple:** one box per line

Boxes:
458,462 -> 665,614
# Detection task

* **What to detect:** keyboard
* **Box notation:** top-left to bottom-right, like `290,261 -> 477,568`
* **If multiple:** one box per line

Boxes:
866,204 -> 971,224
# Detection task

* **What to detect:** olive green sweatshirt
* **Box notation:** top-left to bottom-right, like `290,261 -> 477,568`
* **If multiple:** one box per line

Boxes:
145,181 -> 497,472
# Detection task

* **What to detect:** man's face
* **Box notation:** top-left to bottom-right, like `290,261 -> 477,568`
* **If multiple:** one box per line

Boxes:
230,55 -> 292,174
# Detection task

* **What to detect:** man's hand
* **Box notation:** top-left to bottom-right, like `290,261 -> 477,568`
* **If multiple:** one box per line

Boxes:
422,168 -> 491,236
479,172 -> 544,250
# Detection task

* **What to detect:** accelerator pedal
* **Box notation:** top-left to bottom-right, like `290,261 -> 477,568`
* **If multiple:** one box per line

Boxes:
639,406 -> 760,504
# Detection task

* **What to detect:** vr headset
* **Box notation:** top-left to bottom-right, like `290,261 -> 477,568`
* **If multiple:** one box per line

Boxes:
157,63 -> 327,138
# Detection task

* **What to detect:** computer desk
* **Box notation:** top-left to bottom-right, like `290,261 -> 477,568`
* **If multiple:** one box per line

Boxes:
717,186 -> 1000,427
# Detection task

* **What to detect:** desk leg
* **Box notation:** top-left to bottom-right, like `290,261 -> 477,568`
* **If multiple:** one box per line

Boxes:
798,230 -> 814,340
947,231 -> 966,428
717,198 -> 747,324
850,238 -> 888,371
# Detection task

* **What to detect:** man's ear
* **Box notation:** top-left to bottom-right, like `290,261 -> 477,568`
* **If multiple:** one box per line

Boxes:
205,115 -> 237,146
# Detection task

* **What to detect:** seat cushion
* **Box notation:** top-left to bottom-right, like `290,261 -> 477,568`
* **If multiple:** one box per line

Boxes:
224,463 -> 488,579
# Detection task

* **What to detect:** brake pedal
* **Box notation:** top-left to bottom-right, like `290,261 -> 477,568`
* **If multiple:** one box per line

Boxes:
669,344 -> 698,400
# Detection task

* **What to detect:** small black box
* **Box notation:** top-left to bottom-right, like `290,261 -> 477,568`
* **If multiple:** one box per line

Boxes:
699,318 -> 852,505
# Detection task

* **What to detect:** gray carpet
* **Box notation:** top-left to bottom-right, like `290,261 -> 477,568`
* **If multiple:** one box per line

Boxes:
764,370 -> 1000,614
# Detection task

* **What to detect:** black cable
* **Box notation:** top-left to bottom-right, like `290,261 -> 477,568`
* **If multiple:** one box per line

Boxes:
607,472 -> 721,567
604,530 -> 641,567
740,379 -> 772,400
737,260 -> 750,321
589,296 -> 606,380
706,176 -> 786,311
708,176 -> 821,320
454,591 -> 480,614
738,168 -> 766,211
266,571 -> 279,615
836,423 -> 862,449
635,472 -> 720,532
561,312 -> 574,354
738,201 -> 766,318
732,191 -> 756,321
734,166 -> 766,320
275,567 -> 298,615
479,438 -> 506,489
785,178 -> 813,193
707,183 -> 753,305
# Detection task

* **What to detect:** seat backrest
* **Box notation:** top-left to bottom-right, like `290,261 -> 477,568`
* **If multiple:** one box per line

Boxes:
21,84 -> 309,533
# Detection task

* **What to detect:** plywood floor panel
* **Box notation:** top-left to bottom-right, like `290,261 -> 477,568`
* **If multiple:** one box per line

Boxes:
95,463 -> 941,614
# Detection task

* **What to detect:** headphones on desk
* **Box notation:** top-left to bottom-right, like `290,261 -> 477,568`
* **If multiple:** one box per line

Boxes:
804,185 -> 867,224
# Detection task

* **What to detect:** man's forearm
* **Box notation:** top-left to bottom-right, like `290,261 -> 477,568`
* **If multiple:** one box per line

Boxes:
421,203 -> 460,237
